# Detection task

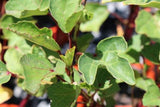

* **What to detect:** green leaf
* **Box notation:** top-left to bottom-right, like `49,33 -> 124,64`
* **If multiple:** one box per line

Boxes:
43,56 -> 66,83
77,33 -> 93,52
128,35 -> 150,52
98,82 -> 119,98
5,0 -> 49,18
78,36 -> 135,85
124,0 -> 160,8
135,10 -> 160,43
49,0 -> 83,33
31,45 -> 46,57
101,0 -> 124,3
7,21 -> 60,51
20,54 -> 54,94
0,61 -> 11,84
93,67 -> 115,90
142,43 -> 160,64
105,97 -> 116,107
4,48 -> 24,76
47,82 -> 81,107
60,46 -> 76,66
0,15 -> 35,50
119,49 -> 140,63
143,85 -> 160,106
80,3 -> 109,32
120,34 -> 150,63
73,68 -> 81,84
136,78 -> 156,91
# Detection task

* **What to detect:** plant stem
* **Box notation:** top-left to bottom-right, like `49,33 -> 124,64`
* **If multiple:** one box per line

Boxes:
131,86 -> 134,107
81,90 -> 90,101
68,33 -> 72,48
124,5 -> 139,41
110,12 -> 128,25
56,75 -> 66,82
19,94 -> 30,107
81,0 -> 87,6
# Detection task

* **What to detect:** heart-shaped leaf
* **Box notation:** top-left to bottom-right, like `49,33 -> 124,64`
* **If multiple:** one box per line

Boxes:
78,36 -> 135,85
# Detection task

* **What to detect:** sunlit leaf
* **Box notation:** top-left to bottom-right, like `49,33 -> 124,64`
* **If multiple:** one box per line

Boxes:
49,0 -> 83,33
78,36 -> 135,85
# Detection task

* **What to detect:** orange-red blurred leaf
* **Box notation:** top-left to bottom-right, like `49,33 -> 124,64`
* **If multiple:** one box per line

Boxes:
0,104 -> 18,107
50,26 -> 68,46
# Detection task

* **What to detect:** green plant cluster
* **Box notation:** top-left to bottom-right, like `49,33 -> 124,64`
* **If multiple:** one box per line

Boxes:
0,0 -> 160,106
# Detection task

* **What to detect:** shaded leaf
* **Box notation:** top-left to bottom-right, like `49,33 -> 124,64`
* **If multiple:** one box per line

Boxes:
49,0 -> 83,33
5,0 -> 49,18
47,82 -> 80,107
78,36 -> 135,85
77,33 -> 93,52
98,82 -> 119,98
93,67 -> 115,90
0,61 -> 11,85
142,43 -> 160,64
80,3 -> 109,32
8,21 -> 60,51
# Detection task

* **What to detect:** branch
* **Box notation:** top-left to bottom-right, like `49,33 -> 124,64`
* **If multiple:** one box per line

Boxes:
19,94 -> 30,107
124,5 -> 139,41
81,0 -> 87,6
68,33 -> 72,48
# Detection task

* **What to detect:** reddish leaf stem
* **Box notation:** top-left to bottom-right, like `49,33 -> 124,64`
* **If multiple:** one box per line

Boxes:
124,5 -> 139,41
81,0 -> 87,6
19,94 -> 30,107
56,75 -> 66,82
68,33 -> 72,48
110,12 -> 128,24
0,40 -> 7,61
